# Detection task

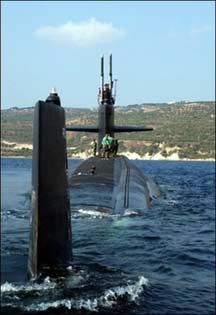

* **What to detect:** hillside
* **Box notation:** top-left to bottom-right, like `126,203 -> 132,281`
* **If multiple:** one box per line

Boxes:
1,101 -> 215,160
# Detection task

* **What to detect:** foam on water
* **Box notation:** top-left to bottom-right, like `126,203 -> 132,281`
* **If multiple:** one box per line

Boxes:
1,276 -> 149,312
73,208 -> 141,219
123,209 -> 141,216
75,208 -> 110,218
1,277 -> 56,294
25,275 -> 149,312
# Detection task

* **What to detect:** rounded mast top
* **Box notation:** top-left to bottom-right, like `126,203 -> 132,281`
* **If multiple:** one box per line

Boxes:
45,87 -> 61,106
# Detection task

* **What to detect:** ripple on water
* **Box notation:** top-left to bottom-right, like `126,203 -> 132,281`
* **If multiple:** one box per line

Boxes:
1,274 -> 149,314
1,159 -> 215,315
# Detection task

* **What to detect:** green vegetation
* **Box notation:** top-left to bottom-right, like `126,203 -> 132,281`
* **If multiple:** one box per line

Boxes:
1,101 -> 215,159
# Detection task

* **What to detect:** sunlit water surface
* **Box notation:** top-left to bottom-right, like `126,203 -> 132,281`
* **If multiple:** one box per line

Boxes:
1,158 -> 215,315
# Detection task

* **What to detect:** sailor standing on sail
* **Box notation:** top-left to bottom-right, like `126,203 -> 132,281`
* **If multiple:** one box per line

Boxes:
108,134 -> 114,154
91,139 -> 97,156
113,139 -> 119,156
103,83 -> 111,102
101,133 -> 110,158
101,133 -> 113,158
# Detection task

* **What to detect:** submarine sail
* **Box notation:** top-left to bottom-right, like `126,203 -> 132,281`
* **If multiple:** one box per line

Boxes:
66,54 -> 153,153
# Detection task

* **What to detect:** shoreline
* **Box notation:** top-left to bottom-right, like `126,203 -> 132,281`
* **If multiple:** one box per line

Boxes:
1,155 -> 215,162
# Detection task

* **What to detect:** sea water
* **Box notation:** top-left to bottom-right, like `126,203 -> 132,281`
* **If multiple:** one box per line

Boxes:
1,158 -> 215,315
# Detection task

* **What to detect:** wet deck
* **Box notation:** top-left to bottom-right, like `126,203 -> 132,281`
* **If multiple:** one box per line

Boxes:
68,155 -> 160,213
69,156 -> 124,186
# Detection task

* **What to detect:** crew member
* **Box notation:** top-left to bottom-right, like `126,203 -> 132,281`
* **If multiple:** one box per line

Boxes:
91,139 -> 97,156
101,133 -> 111,158
108,134 -> 114,156
113,139 -> 119,156
103,84 -> 111,102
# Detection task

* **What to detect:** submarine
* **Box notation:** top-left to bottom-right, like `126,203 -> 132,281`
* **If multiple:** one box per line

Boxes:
67,55 -> 160,214
28,55 -> 160,279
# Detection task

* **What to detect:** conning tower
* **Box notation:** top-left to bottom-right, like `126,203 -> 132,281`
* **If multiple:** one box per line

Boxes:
66,55 -> 153,155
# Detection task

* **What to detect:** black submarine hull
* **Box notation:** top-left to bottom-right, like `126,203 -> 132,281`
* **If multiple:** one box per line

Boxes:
69,155 -> 160,215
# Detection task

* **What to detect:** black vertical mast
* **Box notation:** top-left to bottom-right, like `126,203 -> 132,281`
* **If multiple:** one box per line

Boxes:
109,54 -> 113,98
101,55 -> 104,103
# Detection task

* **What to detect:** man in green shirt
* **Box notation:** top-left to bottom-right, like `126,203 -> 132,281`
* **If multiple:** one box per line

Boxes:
101,133 -> 113,158
102,134 -> 110,146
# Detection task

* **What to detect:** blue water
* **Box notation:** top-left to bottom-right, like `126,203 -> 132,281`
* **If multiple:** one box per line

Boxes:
1,157 -> 215,315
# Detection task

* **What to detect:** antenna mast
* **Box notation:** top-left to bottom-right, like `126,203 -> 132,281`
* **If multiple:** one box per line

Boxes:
114,79 -> 118,102
101,55 -> 104,102
109,54 -> 113,98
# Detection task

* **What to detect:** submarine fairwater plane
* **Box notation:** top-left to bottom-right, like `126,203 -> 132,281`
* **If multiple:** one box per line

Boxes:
28,55 -> 160,279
